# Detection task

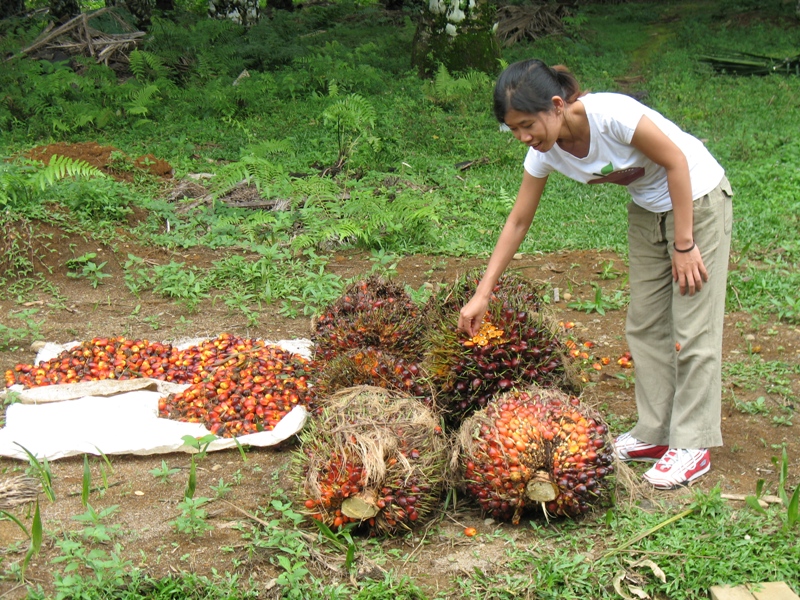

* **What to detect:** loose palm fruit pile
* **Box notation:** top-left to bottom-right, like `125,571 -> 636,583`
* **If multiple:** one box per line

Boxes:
312,276 -> 425,363
4,333 -> 282,389
5,336 -> 177,388
158,344 -> 314,437
5,333 -> 314,439
423,270 -> 578,420
454,386 -> 613,522
313,348 -> 433,407
295,386 -> 447,535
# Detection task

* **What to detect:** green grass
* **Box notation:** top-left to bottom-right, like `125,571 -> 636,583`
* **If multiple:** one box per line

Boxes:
13,482 -> 796,599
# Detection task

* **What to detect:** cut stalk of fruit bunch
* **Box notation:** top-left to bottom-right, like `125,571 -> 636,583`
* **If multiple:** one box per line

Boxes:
312,275 -> 425,363
423,270 -> 580,423
454,386 -> 614,523
294,386 -> 447,535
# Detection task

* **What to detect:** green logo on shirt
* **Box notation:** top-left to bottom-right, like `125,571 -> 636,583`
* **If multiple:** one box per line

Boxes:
600,163 -> 614,176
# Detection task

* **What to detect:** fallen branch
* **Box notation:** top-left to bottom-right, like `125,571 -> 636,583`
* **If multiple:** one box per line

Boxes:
13,7 -> 144,66
721,493 -> 783,509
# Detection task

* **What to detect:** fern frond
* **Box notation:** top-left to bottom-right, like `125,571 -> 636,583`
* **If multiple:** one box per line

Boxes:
240,139 -> 294,159
30,155 -> 105,190
289,220 -> 362,251
213,162 -> 250,196
129,50 -> 171,82
292,177 -> 339,201
212,157 -> 293,203
433,63 -> 456,100
322,93 -> 377,133
125,84 -> 161,117
428,64 -> 490,107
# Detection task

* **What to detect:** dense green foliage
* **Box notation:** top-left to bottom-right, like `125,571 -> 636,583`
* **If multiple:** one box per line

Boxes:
2,0 -> 799,319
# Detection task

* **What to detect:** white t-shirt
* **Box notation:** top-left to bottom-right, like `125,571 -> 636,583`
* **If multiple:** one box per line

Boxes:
522,92 -> 725,213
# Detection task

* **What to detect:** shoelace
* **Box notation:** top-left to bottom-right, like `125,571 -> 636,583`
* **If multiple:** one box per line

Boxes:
656,449 -> 680,469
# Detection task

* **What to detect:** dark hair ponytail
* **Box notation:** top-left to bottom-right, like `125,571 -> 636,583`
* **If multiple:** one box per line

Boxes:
493,59 -> 582,123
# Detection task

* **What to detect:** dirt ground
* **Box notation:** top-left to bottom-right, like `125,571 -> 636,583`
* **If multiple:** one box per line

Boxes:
0,144 -> 798,597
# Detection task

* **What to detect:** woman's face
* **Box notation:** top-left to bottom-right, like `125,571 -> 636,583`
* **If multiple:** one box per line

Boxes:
504,107 -> 561,153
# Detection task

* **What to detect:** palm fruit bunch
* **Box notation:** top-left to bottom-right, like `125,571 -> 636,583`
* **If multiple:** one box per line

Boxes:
312,275 -> 425,363
158,342 -> 314,437
5,336 -> 176,388
454,386 -> 613,522
423,270 -> 577,420
313,348 -> 435,408
294,386 -> 447,535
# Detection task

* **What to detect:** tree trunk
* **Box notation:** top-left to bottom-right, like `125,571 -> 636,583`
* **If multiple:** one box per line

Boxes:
269,0 -> 293,11
208,0 -> 259,26
125,0 -> 153,27
0,0 -> 25,19
49,0 -> 80,22
412,0 -> 500,77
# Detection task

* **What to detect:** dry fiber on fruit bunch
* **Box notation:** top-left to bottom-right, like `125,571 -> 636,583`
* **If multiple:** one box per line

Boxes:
0,476 -> 40,511
453,386 -> 614,522
158,343 -> 314,438
294,386 -> 448,535
312,275 -> 426,363
312,347 -> 435,409
422,270 -> 579,421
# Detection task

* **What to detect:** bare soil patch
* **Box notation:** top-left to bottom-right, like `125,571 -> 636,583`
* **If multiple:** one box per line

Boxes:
25,141 -> 174,182
0,145 -> 798,596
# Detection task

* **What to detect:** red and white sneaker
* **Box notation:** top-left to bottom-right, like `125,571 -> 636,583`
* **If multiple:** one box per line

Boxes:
614,432 -> 669,462
643,448 -> 711,490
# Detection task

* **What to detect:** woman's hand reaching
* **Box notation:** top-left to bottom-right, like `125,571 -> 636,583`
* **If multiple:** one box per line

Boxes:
458,295 -> 489,338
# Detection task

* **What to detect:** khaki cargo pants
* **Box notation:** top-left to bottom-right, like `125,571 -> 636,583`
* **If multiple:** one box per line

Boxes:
626,177 -> 733,449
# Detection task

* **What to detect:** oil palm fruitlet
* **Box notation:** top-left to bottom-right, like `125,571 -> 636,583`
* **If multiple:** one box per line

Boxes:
423,270 -> 578,421
158,341 -> 315,437
314,347 -> 434,408
454,386 -> 613,522
312,275 -> 425,363
6,333 -> 316,439
295,386 -> 447,535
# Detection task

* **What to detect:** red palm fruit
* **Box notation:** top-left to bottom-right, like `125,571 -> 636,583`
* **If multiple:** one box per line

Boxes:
313,347 -> 435,409
422,270 -> 580,424
455,386 -> 614,522
312,275 -> 425,363
294,386 -> 447,536
5,337 -> 178,388
158,343 -> 316,437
